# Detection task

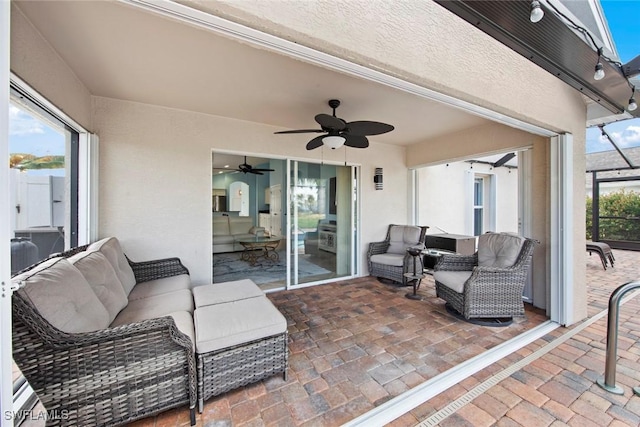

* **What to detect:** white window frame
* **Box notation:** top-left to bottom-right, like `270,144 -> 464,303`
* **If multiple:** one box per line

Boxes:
473,176 -> 484,235
1,2 -> 14,424
4,74 -> 97,422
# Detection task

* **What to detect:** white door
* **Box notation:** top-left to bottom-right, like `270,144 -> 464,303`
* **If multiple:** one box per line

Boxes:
270,184 -> 282,236
229,181 -> 249,216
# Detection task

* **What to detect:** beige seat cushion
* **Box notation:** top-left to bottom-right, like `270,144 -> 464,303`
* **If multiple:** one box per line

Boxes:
88,237 -> 137,295
213,235 -> 235,245
433,270 -> 473,294
110,289 -> 194,326
69,251 -> 128,323
13,257 -> 111,332
387,226 -> 422,254
128,274 -> 191,301
478,233 -> 525,268
194,297 -> 287,354
370,253 -> 404,267
193,279 -> 264,308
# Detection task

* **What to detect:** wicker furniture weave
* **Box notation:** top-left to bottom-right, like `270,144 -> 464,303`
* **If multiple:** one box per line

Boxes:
197,333 -> 288,412
434,234 -> 537,321
12,246 -> 197,427
367,224 -> 429,285
192,283 -> 288,412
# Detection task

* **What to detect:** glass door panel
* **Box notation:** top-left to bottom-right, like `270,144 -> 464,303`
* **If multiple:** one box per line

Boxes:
289,161 -> 354,286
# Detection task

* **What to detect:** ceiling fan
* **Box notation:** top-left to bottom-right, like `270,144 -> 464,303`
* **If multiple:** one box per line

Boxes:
274,99 -> 394,150
235,156 -> 274,175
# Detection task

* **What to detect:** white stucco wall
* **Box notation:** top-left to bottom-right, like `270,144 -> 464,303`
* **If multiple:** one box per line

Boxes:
419,160 -> 519,237
91,97 -> 408,284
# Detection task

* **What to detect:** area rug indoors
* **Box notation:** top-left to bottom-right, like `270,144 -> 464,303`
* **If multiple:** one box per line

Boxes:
213,251 -> 331,285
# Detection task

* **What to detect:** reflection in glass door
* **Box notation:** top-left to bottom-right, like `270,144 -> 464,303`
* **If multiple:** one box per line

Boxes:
289,161 -> 355,286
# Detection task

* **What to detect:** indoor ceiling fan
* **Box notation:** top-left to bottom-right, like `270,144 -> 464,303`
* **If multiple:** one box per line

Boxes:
235,156 -> 274,175
274,99 -> 394,150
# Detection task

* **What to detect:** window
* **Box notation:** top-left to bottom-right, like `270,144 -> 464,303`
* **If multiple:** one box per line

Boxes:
8,79 -> 95,421
473,177 -> 484,236
9,89 -> 79,271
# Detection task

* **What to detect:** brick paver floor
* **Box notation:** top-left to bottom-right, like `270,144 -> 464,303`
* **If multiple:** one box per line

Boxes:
401,248 -> 640,426
19,248 -> 640,426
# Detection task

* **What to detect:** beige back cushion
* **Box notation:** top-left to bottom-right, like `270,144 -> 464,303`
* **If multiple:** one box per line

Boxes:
478,233 -> 525,268
229,217 -> 253,235
69,251 -> 128,323
387,225 -> 422,254
13,257 -> 110,332
213,217 -> 230,236
87,237 -> 136,295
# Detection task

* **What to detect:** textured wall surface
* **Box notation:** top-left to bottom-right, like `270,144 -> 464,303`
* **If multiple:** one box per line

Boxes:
91,97 -> 408,284
10,4 -> 92,129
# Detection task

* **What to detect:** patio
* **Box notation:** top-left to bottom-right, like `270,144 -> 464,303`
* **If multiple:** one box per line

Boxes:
19,248 -> 640,426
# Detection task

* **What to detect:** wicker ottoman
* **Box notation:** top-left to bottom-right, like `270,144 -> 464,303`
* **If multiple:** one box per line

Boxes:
194,296 -> 288,412
193,279 -> 264,307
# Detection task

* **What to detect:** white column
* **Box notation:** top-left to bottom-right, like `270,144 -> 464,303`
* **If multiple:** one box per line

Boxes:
549,134 -> 574,325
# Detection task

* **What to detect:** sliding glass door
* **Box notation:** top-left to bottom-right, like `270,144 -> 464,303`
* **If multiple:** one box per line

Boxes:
288,160 -> 356,286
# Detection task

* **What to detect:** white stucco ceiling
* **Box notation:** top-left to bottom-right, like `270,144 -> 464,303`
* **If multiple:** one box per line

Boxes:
14,0 -> 489,148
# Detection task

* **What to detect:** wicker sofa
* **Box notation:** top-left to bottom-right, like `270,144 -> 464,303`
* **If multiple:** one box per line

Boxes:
11,237 -> 288,426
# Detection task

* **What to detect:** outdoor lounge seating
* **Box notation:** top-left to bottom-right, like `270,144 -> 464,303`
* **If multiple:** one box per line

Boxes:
11,237 -> 288,426
587,241 -> 615,270
367,224 -> 429,285
434,232 -> 536,324
213,216 -> 265,253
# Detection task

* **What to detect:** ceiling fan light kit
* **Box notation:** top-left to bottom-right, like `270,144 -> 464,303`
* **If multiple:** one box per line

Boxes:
274,99 -> 394,150
323,135 -> 346,149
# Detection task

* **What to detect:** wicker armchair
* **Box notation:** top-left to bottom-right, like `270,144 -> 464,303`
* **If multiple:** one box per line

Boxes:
367,224 -> 429,285
12,246 -> 197,427
434,232 -> 536,322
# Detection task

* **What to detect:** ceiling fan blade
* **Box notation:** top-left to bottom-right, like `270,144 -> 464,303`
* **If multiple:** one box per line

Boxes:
274,129 -> 324,134
250,170 -> 264,175
346,121 -> 394,136
253,168 -> 275,172
306,135 -> 325,150
343,133 -> 369,148
315,114 -> 346,131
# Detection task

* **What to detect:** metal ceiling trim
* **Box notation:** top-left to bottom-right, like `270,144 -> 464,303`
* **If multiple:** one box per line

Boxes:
434,0 -> 632,116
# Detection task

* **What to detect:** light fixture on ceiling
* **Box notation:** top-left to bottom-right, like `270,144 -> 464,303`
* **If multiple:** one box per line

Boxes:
529,0 -> 544,23
594,47 -> 605,81
629,86 -> 638,112
323,135 -> 346,149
